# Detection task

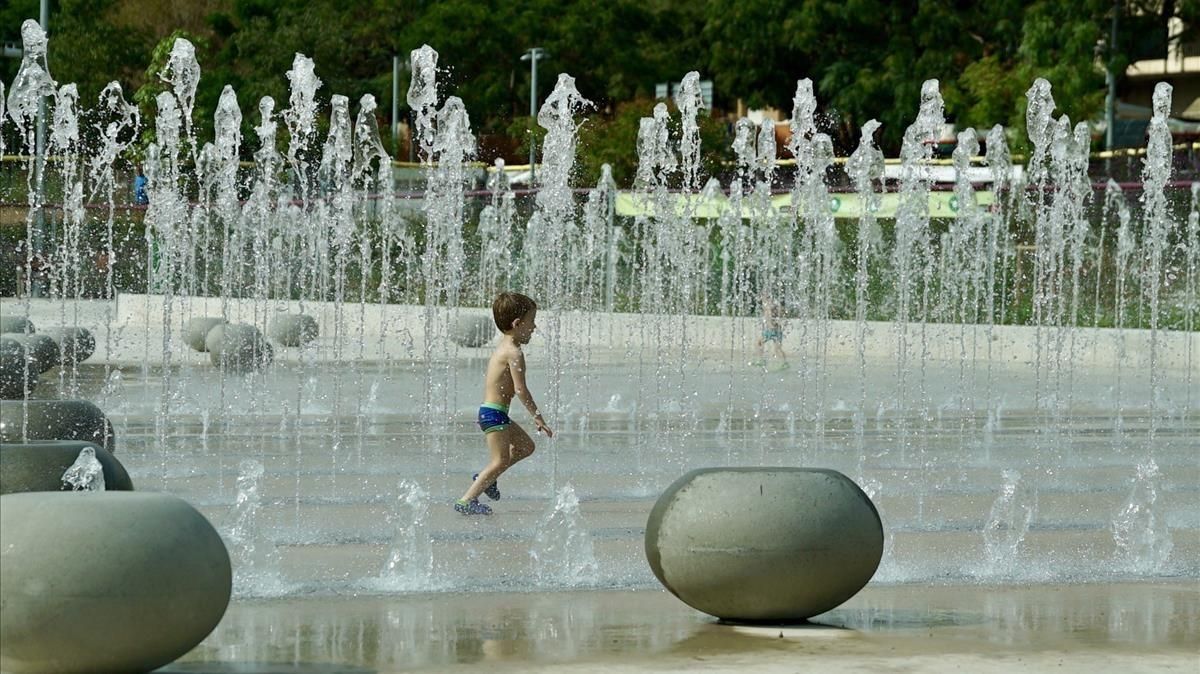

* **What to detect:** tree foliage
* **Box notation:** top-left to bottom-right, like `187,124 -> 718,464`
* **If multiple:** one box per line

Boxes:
1,0 -> 1195,174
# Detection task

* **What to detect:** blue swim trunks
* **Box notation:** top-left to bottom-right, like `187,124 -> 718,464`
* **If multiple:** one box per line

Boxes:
762,329 -> 783,343
478,402 -> 512,434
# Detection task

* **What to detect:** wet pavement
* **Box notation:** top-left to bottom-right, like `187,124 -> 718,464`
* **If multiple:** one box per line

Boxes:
161,582 -> 1200,673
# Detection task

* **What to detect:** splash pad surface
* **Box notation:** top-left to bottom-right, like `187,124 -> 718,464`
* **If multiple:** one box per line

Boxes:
9,296 -> 1194,599
159,583 -> 1198,673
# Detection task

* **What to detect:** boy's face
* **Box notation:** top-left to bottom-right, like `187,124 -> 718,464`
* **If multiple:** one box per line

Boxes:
511,308 -> 537,345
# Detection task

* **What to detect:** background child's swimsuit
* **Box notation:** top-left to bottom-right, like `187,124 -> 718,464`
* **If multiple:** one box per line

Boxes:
478,402 -> 511,433
762,328 -> 783,343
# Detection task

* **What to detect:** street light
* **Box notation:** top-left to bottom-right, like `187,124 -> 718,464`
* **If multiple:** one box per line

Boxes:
35,0 -> 49,291
393,55 -> 402,154
393,55 -> 417,164
520,47 -> 548,187
1105,0 -> 1120,153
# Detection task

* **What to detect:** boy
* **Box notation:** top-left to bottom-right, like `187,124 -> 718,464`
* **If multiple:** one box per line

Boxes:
751,293 -> 789,369
455,292 -> 554,515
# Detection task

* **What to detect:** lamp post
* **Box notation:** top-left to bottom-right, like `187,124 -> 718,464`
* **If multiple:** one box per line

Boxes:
1104,0 -> 1119,153
35,0 -> 48,167
520,47 -> 547,187
392,56 -> 416,161
392,55 -> 401,154
34,0 -> 49,294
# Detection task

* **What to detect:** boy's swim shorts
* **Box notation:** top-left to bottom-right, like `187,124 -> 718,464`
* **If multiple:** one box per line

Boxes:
478,402 -> 512,433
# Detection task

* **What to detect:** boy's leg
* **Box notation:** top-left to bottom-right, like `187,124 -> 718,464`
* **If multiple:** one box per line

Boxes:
460,424 -> 533,503
504,422 -> 536,464
460,431 -> 511,503
472,471 -> 502,500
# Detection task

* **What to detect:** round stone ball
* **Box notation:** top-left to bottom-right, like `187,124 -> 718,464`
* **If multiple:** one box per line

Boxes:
0,399 -> 115,452
205,322 -> 272,372
5,333 -> 60,373
269,313 -> 319,347
644,467 -> 884,622
0,337 -> 38,399
0,491 -> 232,673
41,327 -> 96,366
0,441 -> 133,494
183,316 -> 225,352
451,314 -> 496,348
0,316 -> 35,334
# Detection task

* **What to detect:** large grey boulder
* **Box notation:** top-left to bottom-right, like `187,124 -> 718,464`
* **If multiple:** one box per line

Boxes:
4,333 -> 60,373
645,467 -> 883,622
451,314 -> 495,347
0,315 -> 35,334
0,337 -> 38,399
0,441 -> 133,494
0,399 -> 115,452
0,491 -> 232,673
205,322 -> 272,372
183,316 -> 225,352
269,313 -> 319,347
42,327 -> 96,366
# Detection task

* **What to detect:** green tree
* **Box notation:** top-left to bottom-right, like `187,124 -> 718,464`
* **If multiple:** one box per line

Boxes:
574,98 -> 732,188
702,0 -> 1186,154
2,0 -> 148,115
1,0 -> 42,88
5,0 -> 1197,166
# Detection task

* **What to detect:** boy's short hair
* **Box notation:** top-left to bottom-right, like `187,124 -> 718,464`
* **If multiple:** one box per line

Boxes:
493,292 -> 537,331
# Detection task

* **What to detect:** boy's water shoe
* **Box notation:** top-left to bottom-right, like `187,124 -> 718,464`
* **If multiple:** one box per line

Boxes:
473,473 -> 501,500
454,498 -> 492,515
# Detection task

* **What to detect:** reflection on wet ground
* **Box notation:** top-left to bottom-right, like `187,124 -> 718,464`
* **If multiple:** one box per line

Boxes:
163,582 -> 1199,673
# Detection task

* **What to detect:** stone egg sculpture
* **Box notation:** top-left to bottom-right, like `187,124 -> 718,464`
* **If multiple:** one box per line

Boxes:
183,316 -> 225,352
269,313 -> 319,347
41,327 -> 96,366
0,337 -> 38,399
645,467 -> 883,622
0,440 -> 133,494
0,315 -> 35,334
205,322 -> 272,372
0,491 -> 231,673
0,399 -> 115,452
5,333 -> 60,373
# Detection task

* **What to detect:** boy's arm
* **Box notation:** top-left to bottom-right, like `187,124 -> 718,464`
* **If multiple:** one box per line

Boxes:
508,349 -> 552,436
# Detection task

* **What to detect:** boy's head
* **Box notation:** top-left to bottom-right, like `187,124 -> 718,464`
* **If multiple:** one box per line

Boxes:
493,292 -> 538,343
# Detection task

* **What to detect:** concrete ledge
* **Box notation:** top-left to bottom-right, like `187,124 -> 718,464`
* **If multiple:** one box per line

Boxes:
451,314 -> 495,347
109,294 -> 1200,370
0,295 -> 1196,370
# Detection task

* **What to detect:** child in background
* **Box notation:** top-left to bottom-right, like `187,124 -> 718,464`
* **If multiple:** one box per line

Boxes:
751,293 -> 789,369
